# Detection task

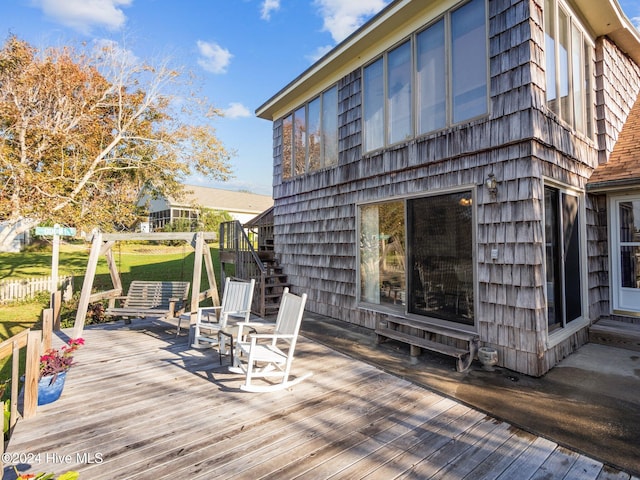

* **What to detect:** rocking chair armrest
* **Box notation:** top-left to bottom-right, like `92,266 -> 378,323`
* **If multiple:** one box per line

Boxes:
248,333 -> 295,341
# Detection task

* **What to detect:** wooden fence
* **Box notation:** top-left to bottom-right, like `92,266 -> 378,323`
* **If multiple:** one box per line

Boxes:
0,292 -> 61,467
0,276 -> 73,303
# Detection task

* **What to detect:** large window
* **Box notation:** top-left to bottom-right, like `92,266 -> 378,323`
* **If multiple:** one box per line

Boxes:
544,0 -> 593,137
359,190 -> 475,326
363,0 -> 488,152
544,185 -> 582,331
281,86 -> 338,179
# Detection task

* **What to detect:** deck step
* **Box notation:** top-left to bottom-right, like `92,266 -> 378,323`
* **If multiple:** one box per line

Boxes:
589,319 -> 640,352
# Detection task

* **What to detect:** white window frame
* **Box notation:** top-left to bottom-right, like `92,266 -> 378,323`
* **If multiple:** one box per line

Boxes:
609,193 -> 640,315
543,179 -> 589,347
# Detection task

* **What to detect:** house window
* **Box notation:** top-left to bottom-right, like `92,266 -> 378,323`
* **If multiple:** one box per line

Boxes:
610,196 -> 640,313
282,114 -> 292,179
363,0 -> 488,152
544,185 -> 582,331
417,19 -> 446,133
544,0 -> 593,137
293,106 -> 306,176
359,190 -> 475,326
451,0 -> 488,123
363,58 -> 384,152
388,41 -> 413,144
281,86 -> 339,179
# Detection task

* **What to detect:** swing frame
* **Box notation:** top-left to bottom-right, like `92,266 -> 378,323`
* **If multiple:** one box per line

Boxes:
72,231 -> 219,337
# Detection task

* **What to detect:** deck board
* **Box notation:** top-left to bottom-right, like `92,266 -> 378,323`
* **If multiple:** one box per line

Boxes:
3,317 -> 634,480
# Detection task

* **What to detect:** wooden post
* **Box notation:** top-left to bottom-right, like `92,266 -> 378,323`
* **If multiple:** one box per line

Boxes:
10,339 -> 19,430
190,232 -> 204,315
50,224 -> 60,294
50,290 -> 62,330
42,308 -> 53,352
23,331 -> 41,419
73,232 -> 102,338
203,244 -> 219,307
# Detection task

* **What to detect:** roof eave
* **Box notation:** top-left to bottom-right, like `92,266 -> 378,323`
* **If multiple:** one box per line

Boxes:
256,0 -> 640,121
586,177 -> 640,192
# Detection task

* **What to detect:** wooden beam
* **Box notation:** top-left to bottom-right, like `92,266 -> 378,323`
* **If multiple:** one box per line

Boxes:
73,232 -> 102,338
101,232 -> 216,242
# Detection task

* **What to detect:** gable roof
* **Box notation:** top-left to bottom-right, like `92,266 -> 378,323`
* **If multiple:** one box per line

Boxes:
169,185 -> 273,214
588,92 -> 640,192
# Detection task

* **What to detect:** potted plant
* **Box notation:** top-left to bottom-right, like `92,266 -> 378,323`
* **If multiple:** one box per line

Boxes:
38,338 -> 84,406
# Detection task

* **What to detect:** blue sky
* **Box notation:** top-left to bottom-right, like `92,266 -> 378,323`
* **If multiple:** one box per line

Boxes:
2,0 -> 639,197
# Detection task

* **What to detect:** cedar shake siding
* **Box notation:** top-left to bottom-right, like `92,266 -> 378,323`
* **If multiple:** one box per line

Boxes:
260,0 -> 640,376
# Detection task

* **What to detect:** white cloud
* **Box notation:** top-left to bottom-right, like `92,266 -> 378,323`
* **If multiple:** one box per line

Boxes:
261,0 -> 280,20
196,40 -> 233,74
313,0 -> 390,43
34,0 -> 131,34
306,44 -> 333,64
224,103 -> 252,119
632,16 -> 640,31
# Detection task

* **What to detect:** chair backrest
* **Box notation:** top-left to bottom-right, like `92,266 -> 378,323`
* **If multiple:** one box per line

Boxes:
274,288 -> 307,342
220,277 -> 256,324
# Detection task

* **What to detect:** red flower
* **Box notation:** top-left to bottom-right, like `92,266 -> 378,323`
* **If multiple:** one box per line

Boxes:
39,338 -> 84,379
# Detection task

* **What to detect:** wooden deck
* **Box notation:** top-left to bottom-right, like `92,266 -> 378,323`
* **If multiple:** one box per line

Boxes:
4,318 -> 637,480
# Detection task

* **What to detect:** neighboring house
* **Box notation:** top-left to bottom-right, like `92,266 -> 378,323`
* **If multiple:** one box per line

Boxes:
256,0 -> 640,376
139,185 -> 273,231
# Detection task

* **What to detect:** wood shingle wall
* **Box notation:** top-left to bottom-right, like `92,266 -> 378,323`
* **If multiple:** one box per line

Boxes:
269,0 -> 640,376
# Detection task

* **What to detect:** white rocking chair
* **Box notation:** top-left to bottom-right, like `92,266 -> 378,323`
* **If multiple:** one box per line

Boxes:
230,288 -> 311,392
191,278 -> 255,350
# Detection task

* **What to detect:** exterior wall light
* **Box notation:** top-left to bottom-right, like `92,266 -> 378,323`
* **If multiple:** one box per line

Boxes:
485,173 -> 498,197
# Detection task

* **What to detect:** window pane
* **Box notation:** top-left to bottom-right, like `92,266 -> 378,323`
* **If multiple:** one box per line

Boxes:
562,192 -> 581,322
558,8 -> 571,124
544,0 -> 558,113
387,41 -> 412,144
293,106 -> 306,176
322,86 -> 338,167
360,202 -> 406,306
363,58 -> 384,152
308,97 -> 321,171
619,201 -> 640,242
282,115 -> 292,179
545,186 -> 582,330
408,192 -> 474,325
545,187 -> 562,329
417,19 -> 446,134
572,24 -> 584,133
451,0 -> 487,123
584,40 -> 593,138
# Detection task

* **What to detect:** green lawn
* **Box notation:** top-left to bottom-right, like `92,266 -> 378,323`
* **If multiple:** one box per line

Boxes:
0,240 -> 222,400
0,240 -> 222,341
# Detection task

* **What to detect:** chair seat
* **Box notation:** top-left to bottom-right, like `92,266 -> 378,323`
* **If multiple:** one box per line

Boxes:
237,342 -> 287,364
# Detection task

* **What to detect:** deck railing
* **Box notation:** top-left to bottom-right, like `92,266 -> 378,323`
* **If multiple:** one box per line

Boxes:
0,291 -> 62,467
219,221 -> 266,313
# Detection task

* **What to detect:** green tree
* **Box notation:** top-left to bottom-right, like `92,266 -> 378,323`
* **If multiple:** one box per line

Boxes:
0,36 -> 232,250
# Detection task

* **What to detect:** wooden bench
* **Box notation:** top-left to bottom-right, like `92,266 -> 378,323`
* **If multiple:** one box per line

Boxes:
375,316 -> 478,372
106,281 -> 190,321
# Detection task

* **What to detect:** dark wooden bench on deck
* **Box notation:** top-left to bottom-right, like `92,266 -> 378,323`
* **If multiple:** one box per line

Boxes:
375,316 -> 478,372
106,281 -> 190,322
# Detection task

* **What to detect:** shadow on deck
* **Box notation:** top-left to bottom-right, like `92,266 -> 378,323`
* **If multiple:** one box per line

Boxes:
3,317 -> 636,479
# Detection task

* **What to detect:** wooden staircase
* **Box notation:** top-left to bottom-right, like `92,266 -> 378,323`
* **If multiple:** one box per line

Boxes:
588,319 -> 640,352
261,259 -> 290,317
220,217 -> 290,318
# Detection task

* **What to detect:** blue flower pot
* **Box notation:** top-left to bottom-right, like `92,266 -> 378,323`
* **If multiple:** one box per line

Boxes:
38,371 -> 67,406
